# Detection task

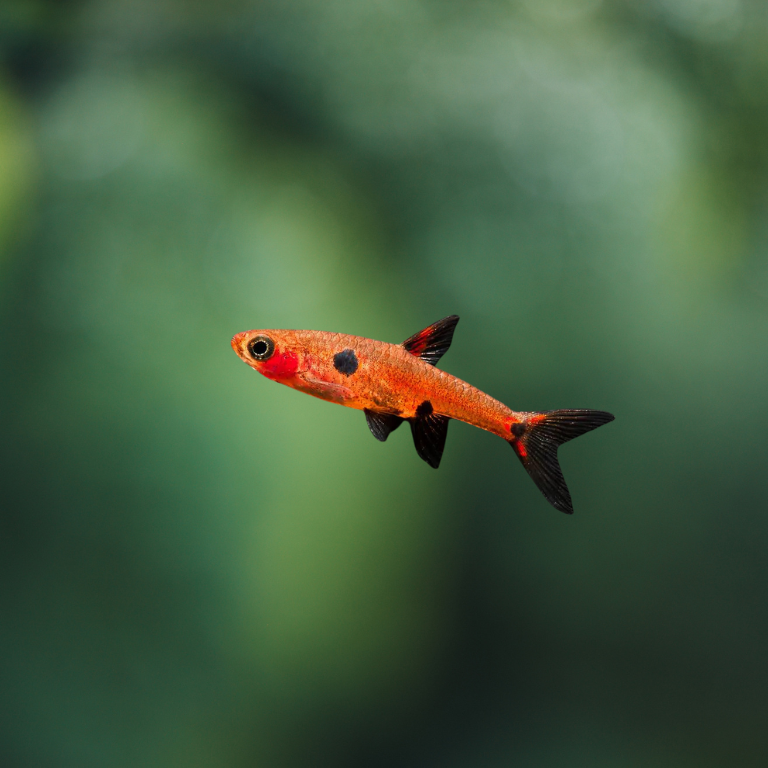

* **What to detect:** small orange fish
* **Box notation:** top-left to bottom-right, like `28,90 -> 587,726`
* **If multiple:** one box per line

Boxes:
231,316 -> 613,513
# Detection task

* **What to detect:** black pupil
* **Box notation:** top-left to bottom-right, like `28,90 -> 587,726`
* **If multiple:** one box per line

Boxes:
252,340 -> 268,357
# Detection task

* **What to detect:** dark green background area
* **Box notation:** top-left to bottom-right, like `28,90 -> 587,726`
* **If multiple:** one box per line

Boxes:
1,2 -> 767,766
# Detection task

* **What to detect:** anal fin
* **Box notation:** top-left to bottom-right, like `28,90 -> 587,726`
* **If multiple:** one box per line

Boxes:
365,409 -> 404,442
410,411 -> 450,468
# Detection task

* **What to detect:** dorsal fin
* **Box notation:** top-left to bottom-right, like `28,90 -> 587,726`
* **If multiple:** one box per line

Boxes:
402,315 -> 459,366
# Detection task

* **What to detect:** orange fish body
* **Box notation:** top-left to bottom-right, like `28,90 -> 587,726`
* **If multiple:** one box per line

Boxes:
231,317 -> 613,513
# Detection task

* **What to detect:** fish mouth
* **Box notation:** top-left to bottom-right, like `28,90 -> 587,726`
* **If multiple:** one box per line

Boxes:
231,332 -> 247,356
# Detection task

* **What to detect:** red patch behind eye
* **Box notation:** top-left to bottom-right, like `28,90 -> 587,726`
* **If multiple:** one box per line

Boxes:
260,350 -> 299,380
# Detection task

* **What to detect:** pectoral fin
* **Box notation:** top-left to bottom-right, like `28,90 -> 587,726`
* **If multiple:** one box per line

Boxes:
298,373 -> 353,403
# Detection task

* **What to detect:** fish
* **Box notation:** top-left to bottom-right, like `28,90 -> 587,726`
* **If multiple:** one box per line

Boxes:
231,316 -> 614,514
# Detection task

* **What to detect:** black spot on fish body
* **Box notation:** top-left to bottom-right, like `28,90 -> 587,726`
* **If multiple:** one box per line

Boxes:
416,400 -> 433,417
333,348 -> 358,376
511,422 -> 526,437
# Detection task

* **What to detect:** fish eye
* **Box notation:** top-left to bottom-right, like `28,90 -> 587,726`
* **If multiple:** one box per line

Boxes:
248,335 -> 275,361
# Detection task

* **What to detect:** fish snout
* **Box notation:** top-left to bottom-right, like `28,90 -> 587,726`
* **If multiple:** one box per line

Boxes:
231,332 -> 248,356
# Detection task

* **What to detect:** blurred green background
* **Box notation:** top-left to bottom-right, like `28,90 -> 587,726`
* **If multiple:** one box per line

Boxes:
2,1 -> 767,766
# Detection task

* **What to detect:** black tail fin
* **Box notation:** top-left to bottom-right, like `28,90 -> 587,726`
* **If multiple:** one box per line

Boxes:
509,410 -> 614,514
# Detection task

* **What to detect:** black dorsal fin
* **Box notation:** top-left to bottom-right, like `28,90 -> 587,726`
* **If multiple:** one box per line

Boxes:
409,401 -> 450,468
365,409 -> 404,442
402,315 -> 459,366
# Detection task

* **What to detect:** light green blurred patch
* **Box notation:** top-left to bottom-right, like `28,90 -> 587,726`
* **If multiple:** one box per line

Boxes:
231,409 -> 450,701
38,65 -> 144,180
654,0 -> 743,43
0,78 -> 36,273
654,162 -> 747,303
523,0 -> 603,24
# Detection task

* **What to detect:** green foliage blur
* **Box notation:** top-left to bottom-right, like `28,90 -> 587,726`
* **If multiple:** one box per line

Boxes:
2,1 -> 767,766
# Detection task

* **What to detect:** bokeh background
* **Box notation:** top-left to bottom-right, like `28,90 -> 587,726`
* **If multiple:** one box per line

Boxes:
2,1 -> 767,766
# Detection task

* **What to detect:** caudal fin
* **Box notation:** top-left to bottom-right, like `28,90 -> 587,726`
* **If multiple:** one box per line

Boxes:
509,410 -> 614,514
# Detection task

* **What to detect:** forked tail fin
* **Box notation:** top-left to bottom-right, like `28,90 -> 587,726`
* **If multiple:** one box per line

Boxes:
509,410 -> 614,514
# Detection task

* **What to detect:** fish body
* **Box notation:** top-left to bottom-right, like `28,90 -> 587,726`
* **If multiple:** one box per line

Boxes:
231,316 -> 614,513
233,328 -> 511,435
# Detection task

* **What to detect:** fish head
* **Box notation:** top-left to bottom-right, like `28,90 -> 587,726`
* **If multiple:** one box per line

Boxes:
231,329 -> 303,381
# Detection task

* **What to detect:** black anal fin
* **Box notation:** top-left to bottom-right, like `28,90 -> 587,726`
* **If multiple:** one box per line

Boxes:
402,315 -> 459,366
365,409 -> 404,442
410,403 -> 450,468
